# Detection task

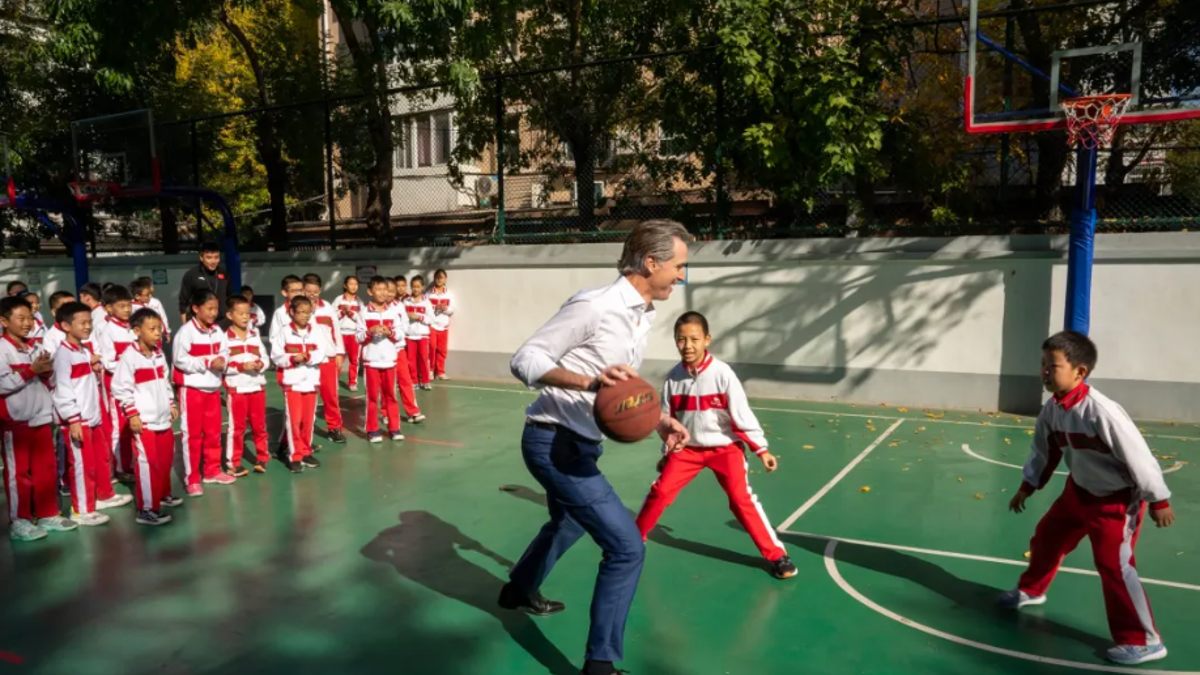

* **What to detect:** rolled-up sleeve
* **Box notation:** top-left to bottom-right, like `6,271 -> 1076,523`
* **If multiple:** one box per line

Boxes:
510,299 -> 598,389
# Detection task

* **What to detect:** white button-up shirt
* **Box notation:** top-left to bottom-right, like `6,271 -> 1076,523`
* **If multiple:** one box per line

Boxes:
511,276 -> 655,441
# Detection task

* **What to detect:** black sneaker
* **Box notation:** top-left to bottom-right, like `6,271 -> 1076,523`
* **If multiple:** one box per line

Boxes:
581,660 -> 619,675
497,582 -> 565,616
286,460 -> 304,474
136,510 -> 172,526
160,495 -> 184,508
328,429 -> 347,444
301,456 -> 321,469
115,472 -> 135,484
771,555 -> 798,579
58,484 -> 71,497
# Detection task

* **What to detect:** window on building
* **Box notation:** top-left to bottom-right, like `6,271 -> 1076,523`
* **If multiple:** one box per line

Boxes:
416,116 -> 432,167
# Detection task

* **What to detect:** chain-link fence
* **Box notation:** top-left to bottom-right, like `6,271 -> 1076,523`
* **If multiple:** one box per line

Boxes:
3,12 -> 1198,257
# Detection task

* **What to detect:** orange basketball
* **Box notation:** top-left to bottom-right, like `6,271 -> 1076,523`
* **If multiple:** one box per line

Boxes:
594,376 -> 661,443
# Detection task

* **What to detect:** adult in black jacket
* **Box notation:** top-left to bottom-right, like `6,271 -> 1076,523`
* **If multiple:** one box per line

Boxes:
178,242 -> 229,323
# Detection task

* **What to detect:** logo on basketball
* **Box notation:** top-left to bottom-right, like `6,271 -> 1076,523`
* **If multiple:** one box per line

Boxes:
615,392 -> 654,414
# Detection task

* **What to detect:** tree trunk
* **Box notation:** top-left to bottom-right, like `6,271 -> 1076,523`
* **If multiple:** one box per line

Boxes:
568,135 -> 597,229
220,5 -> 290,249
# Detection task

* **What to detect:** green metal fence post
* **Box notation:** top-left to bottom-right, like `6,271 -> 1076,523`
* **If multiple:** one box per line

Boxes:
495,77 -> 507,244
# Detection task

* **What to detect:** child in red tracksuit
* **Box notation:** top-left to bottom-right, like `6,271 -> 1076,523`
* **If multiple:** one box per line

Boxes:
224,296 -> 270,475
0,296 -> 78,541
426,269 -> 454,380
271,296 -> 324,473
635,311 -> 797,580
94,285 -> 137,482
173,290 -> 231,496
334,276 -> 363,391
51,301 -> 111,527
404,275 -> 433,390
304,274 -> 346,444
113,308 -> 181,526
357,276 -> 406,442
1001,330 -> 1175,666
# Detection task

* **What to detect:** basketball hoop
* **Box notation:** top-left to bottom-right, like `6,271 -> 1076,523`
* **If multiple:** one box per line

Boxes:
69,181 -> 121,203
1061,94 -> 1132,150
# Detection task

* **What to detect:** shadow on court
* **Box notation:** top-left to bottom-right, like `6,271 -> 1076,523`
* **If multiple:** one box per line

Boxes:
361,510 -> 578,675
779,532 -> 1112,659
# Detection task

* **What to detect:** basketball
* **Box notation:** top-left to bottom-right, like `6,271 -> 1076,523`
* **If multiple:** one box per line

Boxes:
594,376 -> 661,443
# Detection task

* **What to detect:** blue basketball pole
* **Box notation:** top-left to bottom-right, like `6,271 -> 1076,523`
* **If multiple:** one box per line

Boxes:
1064,146 -> 1099,335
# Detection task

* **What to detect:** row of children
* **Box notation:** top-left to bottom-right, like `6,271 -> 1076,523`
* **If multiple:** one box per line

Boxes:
0,268 -> 457,540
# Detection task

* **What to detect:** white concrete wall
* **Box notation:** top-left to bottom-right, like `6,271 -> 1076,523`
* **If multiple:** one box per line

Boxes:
4,233 -> 1198,420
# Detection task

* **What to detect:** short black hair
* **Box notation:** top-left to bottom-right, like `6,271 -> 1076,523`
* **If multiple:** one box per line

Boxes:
102,284 -> 133,306
16,290 -> 37,301
1043,330 -> 1098,374
674,311 -> 710,336
189,289 -> 217,309
101,282 -> 115,292
130,307 -> 162,329
130,277 -> 152,296
200,241 -> 221,254
343,276 -> 358,288
241,285 -> 254,294
55,301 -> 91,326
303,273 -> 322,286
433,268 -> 447,280
79,283 -> 103,302
290,295 -> 313,311
369,275 -> 389,288
48,291 -> 76,310
6,280 -> 28,294
227,295 -> 250,311
0,296 -> 31,320
410,274 -> 425,286
393,275 -> 407,283
281,275 -> 303,290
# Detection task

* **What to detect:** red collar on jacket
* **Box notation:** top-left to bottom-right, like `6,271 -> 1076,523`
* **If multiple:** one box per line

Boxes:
190,319 -> 218,334
1054,382 -> 1090,411
684,352 -> 714,377
2,333 -> 31,352
106,315 -> 131,329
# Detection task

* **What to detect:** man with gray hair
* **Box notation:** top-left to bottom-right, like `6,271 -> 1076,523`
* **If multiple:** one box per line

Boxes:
502,220 -> 693,675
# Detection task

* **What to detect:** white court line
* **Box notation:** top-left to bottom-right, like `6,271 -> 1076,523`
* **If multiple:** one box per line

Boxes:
961,443 -> 1185,475
441,384 -> 1197,441
782,529 -> 1200,593
775,419 -> 905,532
823,539 -> 1199,675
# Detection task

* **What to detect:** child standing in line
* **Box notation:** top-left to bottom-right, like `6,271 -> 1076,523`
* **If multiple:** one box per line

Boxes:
41,291 -> 76,358
271,296 -> 324,472
404,275 -> 433,390
79,283 -> 106,328
224,296 -> 270,475
334,276 -> 363,392
132,277 -> 171,345
268,276 -> 306,458
113,308 -> 181,526
75,289 -> 130,512
21,292 -> 46,348
635,311 -> 797,580
51,301 -> 110,527
385,279 -> 424,425
0,296 -> 78,541
242,286 -> 266,329
394,276 -> 409,303
94,285 -> 137,482
426,269 -> 454,381
303,273 -> 346,444
358,276 -> 405,443
1001,330 -> 1175,666
174,289 -> 231,496
5,280 -> 28,296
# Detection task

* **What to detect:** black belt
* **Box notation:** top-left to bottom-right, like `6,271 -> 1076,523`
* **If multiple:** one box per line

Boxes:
526,420 -> 559,431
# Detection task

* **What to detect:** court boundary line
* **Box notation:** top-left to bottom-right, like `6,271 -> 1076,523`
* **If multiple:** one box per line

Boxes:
961,443 -> 1184,475
439,384 -> 1198,441
775,419 -> 905,532
822,539 -> 1199,675
782,529 -> 1200,592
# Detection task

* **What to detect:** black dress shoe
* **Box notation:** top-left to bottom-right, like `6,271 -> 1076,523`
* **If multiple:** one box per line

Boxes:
329,429 -> 347,443
581,660 -> 618,675
497,582 -> 565,616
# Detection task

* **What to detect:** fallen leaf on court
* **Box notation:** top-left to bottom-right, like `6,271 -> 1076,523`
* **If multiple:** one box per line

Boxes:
867,427 -> 877,432
868,419 -> 874,424
917,458 -> 923,462
957,477 -> 963,482
1001,488 -> 1008,492
924,411 -> 945,419
1026,430 -> 1034,435
901,467 -> 909,471
880,403 -> 889,407
1024,551 -> 1031,559
1004,438 -> 1012,444
974,493 -> 984,499
897,407 -> 908,413
982,422 -> 992,426
802,445 -> 815,450
888,442 -> 900,448
859,486 -> 871,492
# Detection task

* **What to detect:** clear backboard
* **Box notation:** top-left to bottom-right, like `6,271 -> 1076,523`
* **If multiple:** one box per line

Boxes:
966,0 -> 1200,134
71,109 -> 160,199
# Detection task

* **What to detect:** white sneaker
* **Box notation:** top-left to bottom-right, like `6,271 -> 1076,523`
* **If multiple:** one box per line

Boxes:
70,511 -> 111,527
97,494 -> 134,510
39,515 -> 79,532
391,432 -> 405,441
349,384 -> 358,392
1107,643 -> 1167,665
997,588 -> 1046,609
9,518 -> 47,541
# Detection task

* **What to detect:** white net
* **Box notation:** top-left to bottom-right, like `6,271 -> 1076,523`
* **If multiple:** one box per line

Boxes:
1061,94 -> 1133,150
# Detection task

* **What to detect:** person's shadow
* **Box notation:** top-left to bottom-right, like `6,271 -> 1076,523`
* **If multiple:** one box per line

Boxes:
499,484 -> 769,574
361,510 -> 577,675
777,529 -> 1112,659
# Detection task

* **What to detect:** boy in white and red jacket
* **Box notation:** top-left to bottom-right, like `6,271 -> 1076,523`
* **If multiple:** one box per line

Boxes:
386,279 -> 424,423
113,308 -> 181,526
304,273 -> 346,444
271,296 -> 325,472
51,301 -> 111,527
635,311 -> 796,580
357,276 -> 406,442
404,275 -> 433,389
1001,330 -> 1175,666
132,277 -> 171,345
224,296 -> 269,475
334,276 -> 363,391
21,291 -> 47,348
94,284 -> 137,480
427,269 -> 454,380
174,290 -> 231,496
0,296 -> 78,541
43,290 -> 77,496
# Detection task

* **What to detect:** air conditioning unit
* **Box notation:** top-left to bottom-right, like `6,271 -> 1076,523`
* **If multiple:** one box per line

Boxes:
570,181 -> 605,206
531,183 -> 549,208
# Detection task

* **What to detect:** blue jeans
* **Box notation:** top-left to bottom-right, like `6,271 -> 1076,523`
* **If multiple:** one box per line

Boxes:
509,423 -> 645,663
